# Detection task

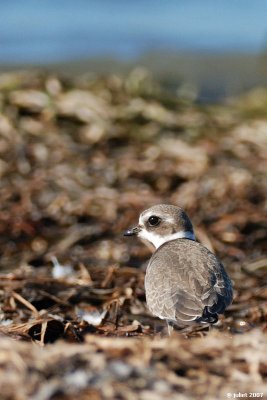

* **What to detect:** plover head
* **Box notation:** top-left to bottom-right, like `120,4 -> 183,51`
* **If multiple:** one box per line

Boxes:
124,204 -> 195,249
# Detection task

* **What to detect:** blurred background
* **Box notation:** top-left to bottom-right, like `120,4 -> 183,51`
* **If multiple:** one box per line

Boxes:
1,0 -> 267,101
0,0 -> 266,270
0,3 -> 267,396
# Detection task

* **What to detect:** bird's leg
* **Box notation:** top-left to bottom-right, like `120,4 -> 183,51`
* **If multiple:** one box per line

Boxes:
167,321 -> 174,336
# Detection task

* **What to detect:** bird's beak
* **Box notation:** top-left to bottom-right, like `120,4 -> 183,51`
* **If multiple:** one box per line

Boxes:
124,225 -> 141,237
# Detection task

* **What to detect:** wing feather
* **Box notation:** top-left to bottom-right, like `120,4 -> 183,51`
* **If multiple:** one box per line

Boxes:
145,239 -> 233,325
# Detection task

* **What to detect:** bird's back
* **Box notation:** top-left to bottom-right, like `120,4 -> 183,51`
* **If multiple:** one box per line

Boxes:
144,239 -> 233,326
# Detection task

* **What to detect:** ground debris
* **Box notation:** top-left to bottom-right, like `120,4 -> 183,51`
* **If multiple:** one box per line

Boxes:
0,330 -> 266,400
0,70 -> 266,399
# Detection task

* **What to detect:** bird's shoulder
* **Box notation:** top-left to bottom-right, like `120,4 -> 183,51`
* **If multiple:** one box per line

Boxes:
148,238 -> 221,274
146,239 -> 232,300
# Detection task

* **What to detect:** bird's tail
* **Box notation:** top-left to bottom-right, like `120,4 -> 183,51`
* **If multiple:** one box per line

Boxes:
196,307 -> 218,324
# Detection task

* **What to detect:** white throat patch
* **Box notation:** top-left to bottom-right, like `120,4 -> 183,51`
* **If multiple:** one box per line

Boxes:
138,229 -> 196,249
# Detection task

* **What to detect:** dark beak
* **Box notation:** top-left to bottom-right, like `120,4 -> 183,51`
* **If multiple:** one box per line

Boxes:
124,225 -> 141,237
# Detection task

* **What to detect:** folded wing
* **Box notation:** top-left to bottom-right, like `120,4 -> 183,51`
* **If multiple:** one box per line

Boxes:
145,240 -> 233,326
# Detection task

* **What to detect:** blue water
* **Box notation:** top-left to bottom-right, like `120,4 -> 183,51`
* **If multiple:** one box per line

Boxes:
0,0 -> 267,63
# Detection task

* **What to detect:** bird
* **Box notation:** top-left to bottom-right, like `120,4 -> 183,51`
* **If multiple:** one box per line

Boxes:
124,204 -> 233,334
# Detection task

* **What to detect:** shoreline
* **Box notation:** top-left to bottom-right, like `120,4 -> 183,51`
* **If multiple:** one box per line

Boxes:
1,51 -> 267,102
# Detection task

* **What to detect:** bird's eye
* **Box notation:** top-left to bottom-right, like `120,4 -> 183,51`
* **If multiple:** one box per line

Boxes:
148,215 -> 161,226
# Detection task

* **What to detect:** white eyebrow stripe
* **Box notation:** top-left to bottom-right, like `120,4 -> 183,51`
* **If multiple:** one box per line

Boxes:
138,230 -> 195,249
139,212 -> 154,225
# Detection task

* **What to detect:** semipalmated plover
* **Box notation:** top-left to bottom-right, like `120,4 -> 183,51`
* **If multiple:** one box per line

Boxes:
124,204 -> 233,333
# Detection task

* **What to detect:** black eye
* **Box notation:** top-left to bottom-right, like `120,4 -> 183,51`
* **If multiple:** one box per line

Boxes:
148,215 -> 161,226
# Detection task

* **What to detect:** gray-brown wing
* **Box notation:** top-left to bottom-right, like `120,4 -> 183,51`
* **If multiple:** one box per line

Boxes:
144,240 -> 233,325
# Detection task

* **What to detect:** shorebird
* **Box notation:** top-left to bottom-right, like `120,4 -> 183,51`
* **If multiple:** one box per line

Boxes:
124,204 -> 233,333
